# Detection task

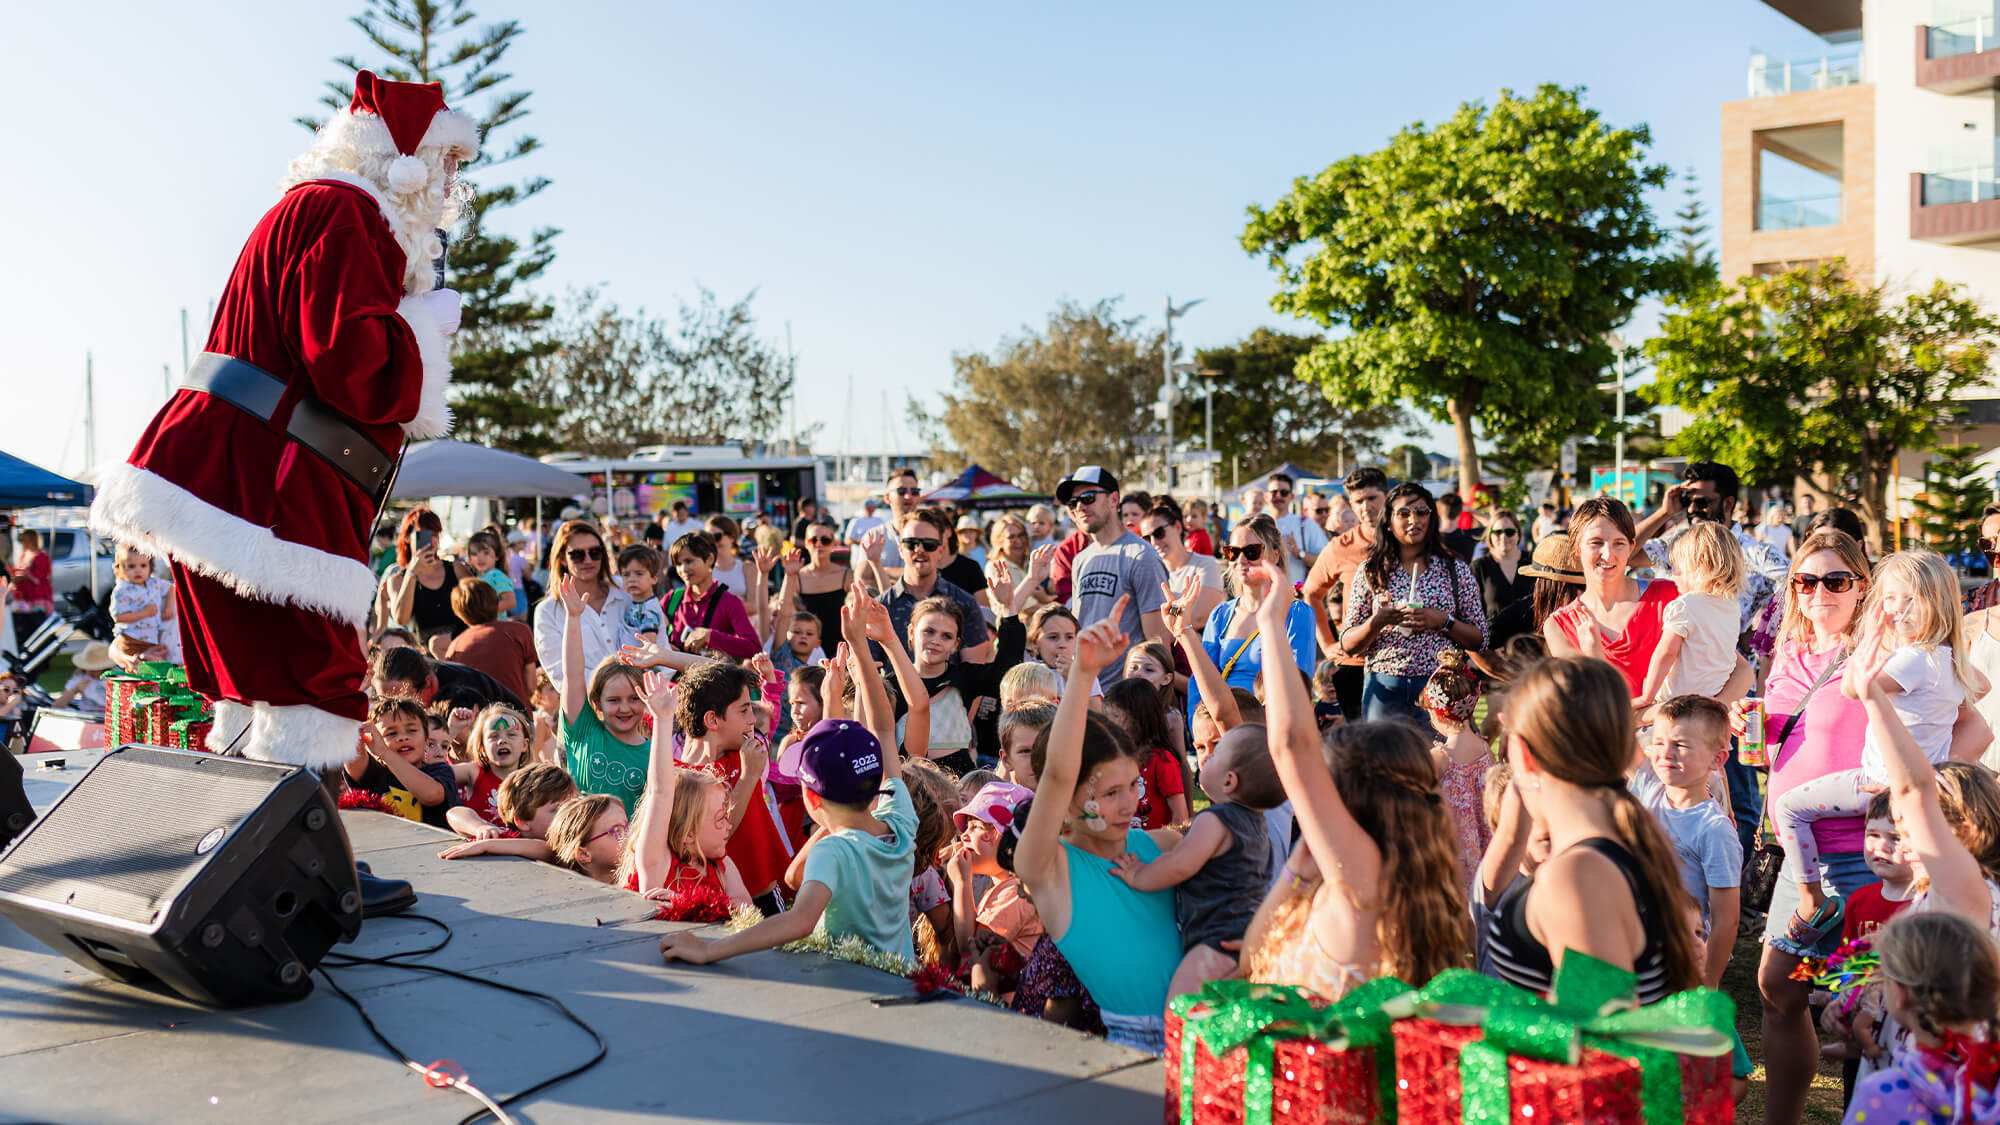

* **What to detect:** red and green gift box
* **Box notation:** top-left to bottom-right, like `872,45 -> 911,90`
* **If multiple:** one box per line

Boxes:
1385,957 -> 1736,1125
1165,978 -> 1413,1125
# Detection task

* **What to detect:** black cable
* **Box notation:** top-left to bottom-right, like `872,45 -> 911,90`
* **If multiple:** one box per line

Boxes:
317,913 -> 609,1125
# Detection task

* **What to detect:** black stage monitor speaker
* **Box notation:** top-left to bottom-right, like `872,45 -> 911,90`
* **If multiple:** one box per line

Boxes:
0,744 -> 361,1006
0,747 -> 31,850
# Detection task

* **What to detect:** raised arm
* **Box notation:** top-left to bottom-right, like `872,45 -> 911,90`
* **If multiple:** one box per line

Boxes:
841,586 -> 905,782
1164,575 -> 1239,731
1254,559 -> 1380,902
631,670 -> 680,894
559,576 -> 590,725
863,601 -> 929,767
1478,779 -> 1534,907
1014,596 -> 1130,902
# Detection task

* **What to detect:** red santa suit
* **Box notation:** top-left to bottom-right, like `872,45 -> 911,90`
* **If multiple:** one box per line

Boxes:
90,73 -> 476,770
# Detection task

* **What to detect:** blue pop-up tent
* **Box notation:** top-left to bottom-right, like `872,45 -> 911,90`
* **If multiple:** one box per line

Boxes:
0,451 -> 90,508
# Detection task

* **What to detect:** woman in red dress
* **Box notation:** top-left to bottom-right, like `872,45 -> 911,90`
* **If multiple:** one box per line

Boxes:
1543,497 -> 1676,696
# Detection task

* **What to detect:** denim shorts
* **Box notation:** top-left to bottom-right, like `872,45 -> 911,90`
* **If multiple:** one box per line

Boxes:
1760,848 -> 1878,957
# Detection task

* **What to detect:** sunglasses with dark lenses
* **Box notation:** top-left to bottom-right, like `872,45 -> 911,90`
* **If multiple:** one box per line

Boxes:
1220,543 -> 1267,563
1143,525 -> 1174,543
566,546 -> 606,562
893,487 -> 924,497
809,535 -> 837,545
1267,489 -> 1292,499
1392,506 -> 1432,520
901,537 -> 942,553
1491,527 -> 1521,539
1790,572 -> 1858,594
1066,490 -> 1103,509
1982,536 -> 2000,555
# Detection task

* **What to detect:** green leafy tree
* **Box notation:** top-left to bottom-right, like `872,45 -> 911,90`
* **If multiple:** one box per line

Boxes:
1914,442 -> 1993,556
1242,84 -> 1684,503
305,0 -> 561,452
1673,167 -> 1719,286
912,299 -> 1163,491
531,288 -> 797,457
1383,443 -> 1431,482
1649,260 -> 2000,547
1173,329 -> 1410,480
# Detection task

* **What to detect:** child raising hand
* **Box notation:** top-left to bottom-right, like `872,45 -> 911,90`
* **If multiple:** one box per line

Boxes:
629,669 -> 752,910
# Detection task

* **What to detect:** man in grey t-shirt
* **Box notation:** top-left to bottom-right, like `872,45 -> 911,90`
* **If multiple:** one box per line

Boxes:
1056,465 -> 1170,685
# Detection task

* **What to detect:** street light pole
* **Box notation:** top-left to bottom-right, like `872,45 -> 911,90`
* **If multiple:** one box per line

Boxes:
1204,376 -> 1216,507
1164,297 -> 1204,487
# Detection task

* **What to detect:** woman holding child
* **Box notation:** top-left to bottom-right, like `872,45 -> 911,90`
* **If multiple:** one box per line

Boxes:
532,520 -> 634,692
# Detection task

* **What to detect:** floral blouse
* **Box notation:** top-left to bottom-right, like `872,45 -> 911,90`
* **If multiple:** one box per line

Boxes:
1342,554 -> 1487,678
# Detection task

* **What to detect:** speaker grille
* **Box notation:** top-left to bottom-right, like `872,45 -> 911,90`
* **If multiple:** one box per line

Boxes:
0,750 -> 295,925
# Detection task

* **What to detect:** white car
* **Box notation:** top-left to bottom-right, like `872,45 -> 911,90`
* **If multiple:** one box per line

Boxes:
37,527 -> 117,602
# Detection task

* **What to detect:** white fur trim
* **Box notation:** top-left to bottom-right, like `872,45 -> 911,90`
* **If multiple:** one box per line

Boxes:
420,109 -> 479,158
244,701 -> 360,772
398,294 -> 454,439
205,699 -> 254,755
387,155 -> 429,193
89,462 -> 379,629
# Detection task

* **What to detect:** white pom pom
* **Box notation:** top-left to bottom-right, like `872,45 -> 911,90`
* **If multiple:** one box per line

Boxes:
387,155 -> 429,193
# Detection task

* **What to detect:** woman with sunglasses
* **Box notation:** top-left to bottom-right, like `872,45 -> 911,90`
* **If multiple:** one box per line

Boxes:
1743,528 -> 1879,1124
1341,484 -> 1487,724
781,516 -> 853,638
532,519 -> 634,692
986,514 -> 1054,613
1185,515 -> 1316,721
1470,511 -> 1533,625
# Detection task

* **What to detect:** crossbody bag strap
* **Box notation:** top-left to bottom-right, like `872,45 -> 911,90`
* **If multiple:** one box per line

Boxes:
1772,651 -> 1845,751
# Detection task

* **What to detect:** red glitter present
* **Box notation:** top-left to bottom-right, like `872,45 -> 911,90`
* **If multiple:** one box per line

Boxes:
1165,999 -> 1386,1125
1391,1018 -> 1733,1125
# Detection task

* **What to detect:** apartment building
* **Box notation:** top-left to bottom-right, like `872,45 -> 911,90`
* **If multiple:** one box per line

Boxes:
1724,0 -> 2000,470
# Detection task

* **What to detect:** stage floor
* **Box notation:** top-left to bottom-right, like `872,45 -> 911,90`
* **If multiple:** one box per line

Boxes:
0,753 -> 1160,1124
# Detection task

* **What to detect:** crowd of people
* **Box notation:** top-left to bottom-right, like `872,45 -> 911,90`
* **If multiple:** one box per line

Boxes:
27,453 -> 2000,1121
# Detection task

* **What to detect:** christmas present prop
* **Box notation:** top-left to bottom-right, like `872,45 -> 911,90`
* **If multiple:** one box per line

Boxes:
1385,956 -> 1735,1125
1165,977 -> 1414,1125
102,662 -> 187,746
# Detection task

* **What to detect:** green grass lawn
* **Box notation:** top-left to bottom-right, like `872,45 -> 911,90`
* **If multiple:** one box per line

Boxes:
1723,925 -> 1849,1124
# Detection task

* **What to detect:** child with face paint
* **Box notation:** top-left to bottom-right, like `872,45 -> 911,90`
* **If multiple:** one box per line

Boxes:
443,704 -> 534,834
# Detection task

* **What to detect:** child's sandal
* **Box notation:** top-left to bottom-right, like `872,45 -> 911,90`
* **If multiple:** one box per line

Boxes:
1784,898 -> 1843,947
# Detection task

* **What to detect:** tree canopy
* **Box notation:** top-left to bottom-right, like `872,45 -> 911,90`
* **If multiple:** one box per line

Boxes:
306,0 -> 561,452
1242,83 -> 1684,500
1174,328 -> 1411,481
915,300 -> 1163,491
1649,260 -> 2000,546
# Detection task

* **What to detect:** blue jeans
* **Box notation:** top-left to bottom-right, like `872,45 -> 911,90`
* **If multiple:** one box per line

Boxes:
1724,737 -> 1762,866
1361,672 -> 1427,725
1761,849 -> 1878,957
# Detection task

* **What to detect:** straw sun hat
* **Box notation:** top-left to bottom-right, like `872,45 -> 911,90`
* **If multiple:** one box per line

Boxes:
1516,533 -> 1584,585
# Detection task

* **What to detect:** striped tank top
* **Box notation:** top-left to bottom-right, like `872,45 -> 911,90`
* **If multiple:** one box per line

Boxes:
1485,836 -> 1674,1004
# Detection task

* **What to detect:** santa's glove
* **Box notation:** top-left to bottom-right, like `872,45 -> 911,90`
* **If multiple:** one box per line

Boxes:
422,288 -> 462,336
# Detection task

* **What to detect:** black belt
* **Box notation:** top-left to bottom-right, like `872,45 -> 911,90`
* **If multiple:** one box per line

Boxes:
183,352 -> 399,508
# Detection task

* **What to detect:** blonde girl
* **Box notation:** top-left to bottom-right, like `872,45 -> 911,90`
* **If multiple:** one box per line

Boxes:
1777,550 -> 1991,935
623,669 -> 751,908
546,793 -> 628,884
1240,558 -> 1468,999
1842,912 -> 2000,1122
1635,522 -> 1746,708
450,703 -> 531,829
110,542 -> 177,661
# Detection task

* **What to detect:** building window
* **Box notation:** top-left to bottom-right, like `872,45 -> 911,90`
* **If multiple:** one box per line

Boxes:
1755,124 -> 1843,231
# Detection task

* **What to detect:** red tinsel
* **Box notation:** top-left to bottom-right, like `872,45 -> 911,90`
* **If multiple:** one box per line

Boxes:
338,789 -> 389,813
908,962 -> 961,998
651,882 -> 735,924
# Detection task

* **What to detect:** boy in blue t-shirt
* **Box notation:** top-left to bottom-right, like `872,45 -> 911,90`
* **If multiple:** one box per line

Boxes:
1628,695 -> 1742,987
616,544 -> 665,647
661,591 -> 919,966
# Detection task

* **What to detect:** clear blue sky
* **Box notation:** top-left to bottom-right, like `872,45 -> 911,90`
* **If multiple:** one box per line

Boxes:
0,0 -> 1828,477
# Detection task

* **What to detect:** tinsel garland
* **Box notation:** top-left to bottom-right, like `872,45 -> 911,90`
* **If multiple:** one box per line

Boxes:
722,909 -> 1004,1007
337,789 -> 389,813
652,883 -> 736,924
1789,936 -> 1879,1018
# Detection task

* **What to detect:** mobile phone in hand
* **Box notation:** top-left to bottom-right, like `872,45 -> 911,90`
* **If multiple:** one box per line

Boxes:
414,529 -> 435,551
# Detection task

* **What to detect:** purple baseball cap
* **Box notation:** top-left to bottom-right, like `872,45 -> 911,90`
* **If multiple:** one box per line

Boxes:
797,719 -> 889,805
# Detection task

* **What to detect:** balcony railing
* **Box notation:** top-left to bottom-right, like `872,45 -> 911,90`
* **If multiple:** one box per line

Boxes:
1922,152 -> 2000,205
1757,193 -> 1842,229
1928,14 -> 1998,59
1748,49 -> 1863,96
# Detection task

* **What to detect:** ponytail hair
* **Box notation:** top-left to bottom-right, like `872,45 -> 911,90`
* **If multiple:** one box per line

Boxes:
1507,656 -> 1703,993
1323,720 -> 1469,985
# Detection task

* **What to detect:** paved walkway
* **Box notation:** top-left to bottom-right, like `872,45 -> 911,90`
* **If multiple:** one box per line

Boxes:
0,763 -> 1159,1123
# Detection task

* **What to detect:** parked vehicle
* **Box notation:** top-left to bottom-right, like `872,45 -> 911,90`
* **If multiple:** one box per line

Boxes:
36,525 -> 116,601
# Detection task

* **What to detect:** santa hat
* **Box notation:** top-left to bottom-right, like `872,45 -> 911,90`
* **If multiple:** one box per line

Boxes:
347,70 -> 479,193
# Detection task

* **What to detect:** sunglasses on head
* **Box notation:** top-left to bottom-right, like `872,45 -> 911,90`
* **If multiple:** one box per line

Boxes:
1066,490 -> 1103,509
566,546 -> 605,562
584,822 -> 628,846
1220,543 -> 1267,563
1790,571 -> 1858,593
901,537 -> 942,553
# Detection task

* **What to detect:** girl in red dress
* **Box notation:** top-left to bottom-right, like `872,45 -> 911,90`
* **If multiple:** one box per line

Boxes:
623,670 -> 752,911
671,660 -> 791,908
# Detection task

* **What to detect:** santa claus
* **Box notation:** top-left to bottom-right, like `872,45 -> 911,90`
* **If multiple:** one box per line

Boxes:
91,72 -> 474,783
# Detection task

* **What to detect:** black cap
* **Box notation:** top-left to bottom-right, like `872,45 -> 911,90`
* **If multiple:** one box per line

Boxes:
1054,465 -> 1119,504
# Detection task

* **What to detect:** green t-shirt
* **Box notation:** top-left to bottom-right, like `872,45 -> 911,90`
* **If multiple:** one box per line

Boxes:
800,778 -> 917,961
560,705 -> 649,814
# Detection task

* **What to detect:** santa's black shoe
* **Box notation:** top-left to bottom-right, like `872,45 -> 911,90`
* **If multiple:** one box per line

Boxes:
358,870 -> 416,918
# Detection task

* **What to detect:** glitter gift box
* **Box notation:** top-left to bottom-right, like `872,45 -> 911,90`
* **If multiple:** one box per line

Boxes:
1382,962 -> 1736,1125
1165,979 -> 1412,1125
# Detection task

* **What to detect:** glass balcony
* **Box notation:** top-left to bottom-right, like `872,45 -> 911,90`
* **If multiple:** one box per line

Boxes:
1921,144 -> 2000,204
1748,48 -> 1863,96
1757,193 -> 1842,229
1928,14 -> 1998,59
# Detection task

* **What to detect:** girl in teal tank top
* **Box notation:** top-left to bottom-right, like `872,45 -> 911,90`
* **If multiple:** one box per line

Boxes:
1008,612 -> 1185,1055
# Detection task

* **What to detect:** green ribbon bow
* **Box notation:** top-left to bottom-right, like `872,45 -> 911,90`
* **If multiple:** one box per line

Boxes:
1172,977 -> 1413,1125
1388,956 -> 1734,1124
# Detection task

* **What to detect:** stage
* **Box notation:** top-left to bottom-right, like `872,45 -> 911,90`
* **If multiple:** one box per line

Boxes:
0,751 -> 1162,1123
